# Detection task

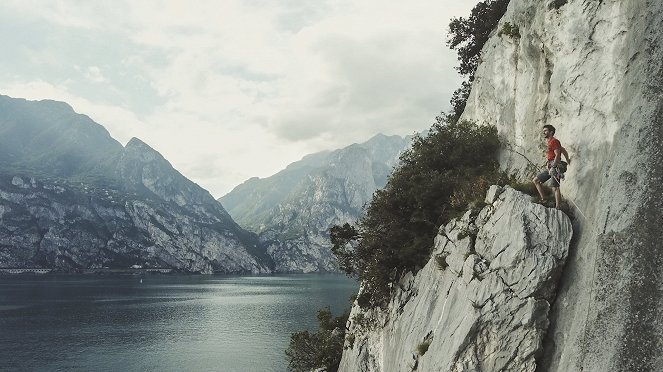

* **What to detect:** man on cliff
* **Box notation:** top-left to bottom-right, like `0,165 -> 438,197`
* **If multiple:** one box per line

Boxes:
533,124 -> 570,209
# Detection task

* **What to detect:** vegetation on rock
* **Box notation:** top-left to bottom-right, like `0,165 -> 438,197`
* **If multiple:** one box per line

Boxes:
446,0 -> 510,122
331,119 -> 504,308
416,340 -> 432,356
498,22 -> 521,38
285,307 -> 350,372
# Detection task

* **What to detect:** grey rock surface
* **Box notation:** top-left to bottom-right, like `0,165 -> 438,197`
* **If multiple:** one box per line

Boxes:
339,187 -> 572,371
460,0 -> 663,370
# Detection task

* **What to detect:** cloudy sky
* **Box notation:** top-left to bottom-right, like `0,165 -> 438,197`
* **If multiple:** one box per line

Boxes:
0,0 -> 474,197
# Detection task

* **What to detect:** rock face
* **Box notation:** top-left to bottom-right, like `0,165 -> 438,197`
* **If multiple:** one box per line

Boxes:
341,1 -> 663,369
460,0 -> 663,370
220,134 -> 411,272
339,187 -> 573,371
0,95 -> 272,274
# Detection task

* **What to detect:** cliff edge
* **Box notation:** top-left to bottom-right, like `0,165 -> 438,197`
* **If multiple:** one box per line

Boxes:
462,0 -> 663,370
339,187 -> 572,371
339,0 -> 663,370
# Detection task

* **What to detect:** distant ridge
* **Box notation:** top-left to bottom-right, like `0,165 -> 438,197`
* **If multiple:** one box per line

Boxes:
220,133 -> 413,272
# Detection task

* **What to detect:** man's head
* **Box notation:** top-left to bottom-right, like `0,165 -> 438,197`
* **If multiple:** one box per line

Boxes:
542,125 -> 556,138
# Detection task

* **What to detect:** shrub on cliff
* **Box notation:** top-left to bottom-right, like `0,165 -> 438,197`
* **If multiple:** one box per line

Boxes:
447,0 -> 510,78
331,119 -> 503,308
286,307 -> 349,372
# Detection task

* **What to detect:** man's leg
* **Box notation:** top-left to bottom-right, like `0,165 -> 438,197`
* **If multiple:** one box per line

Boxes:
533,176 -> 546,201
552,187 -> 562,209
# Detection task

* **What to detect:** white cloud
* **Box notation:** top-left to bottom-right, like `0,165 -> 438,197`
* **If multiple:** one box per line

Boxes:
84,66 -> 107,83
0,0 -> 476,196
2,0 -> 110,29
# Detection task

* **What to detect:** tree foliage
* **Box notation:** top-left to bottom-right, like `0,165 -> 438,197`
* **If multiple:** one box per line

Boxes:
447,0 -> 510,80
285,307 -> 350,372
331,119 -> 504,308
447,80 -> 473,125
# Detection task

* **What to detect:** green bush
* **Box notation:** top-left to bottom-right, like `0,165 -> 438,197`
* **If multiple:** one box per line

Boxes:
345,333 -> 356,350
447,0 -> 511,78
550,0 -> 567,10
417,340 -> 432,356
285,307 -> 349,372
498,22 -> 521,38
331,119 -> 504,308
435,254 -> 449,271
351,312 -> 372,330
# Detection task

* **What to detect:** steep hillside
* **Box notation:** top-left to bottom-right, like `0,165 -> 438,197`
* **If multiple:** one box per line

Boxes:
221,134 -> 412,272
0,95 -> 272,274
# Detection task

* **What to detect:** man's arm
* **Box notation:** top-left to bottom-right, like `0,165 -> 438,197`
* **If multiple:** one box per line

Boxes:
561,146 -> 571,165
553,148 -> 562,167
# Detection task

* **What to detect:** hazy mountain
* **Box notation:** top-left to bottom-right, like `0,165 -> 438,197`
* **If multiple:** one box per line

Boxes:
0,95 -> 272,273
220,133 -> 413,272
0,98 -> 124,183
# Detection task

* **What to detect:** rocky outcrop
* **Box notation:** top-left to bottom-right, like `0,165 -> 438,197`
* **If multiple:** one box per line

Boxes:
221,133 -> 411,272
0,95 -> 272,274
460,0 -> 663,370
339,186 -> 572,371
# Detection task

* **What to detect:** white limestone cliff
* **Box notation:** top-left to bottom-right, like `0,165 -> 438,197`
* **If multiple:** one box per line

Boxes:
462,0 -> 663,370
340,0 -> 663,370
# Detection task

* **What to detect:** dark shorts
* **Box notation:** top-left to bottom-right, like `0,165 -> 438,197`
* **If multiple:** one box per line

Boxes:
537,169 -> 560,187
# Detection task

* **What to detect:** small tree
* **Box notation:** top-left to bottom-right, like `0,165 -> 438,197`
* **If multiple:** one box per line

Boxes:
286,308 -> 350,372
447,0 -> 511,80
447,81 -> 472,125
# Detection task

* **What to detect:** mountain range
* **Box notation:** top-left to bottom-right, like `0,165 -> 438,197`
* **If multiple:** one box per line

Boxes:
221,133 -> 412,272
0,94 -> 412,274
0,95 -> 270,273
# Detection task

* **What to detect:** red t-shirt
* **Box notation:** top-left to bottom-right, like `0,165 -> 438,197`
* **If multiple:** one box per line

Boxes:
547,137 -> 562,161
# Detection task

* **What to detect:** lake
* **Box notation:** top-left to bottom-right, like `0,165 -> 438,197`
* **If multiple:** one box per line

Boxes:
0,274 -> 358,372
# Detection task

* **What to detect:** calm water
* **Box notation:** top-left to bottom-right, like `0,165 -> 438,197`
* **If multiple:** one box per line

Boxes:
0,274 -> 358,372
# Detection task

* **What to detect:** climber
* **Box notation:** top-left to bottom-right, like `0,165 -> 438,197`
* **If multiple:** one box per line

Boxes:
533,124 -> 570,209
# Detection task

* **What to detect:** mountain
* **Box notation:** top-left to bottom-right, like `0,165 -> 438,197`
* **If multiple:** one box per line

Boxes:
0,97 -> 122,182
0,95 -> 272,273
220,133 -> 412,272
339,0 -> 663,370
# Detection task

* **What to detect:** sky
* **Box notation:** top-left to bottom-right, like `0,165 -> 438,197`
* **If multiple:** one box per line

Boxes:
0,0 -> 475,198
